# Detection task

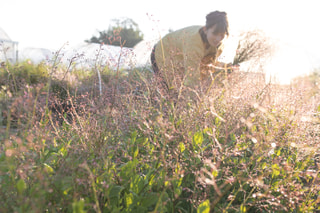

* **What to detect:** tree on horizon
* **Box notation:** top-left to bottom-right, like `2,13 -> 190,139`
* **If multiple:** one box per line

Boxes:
85,17 -> 144,48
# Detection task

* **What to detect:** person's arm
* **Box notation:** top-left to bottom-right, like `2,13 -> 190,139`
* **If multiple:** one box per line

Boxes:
214,61 -> 239,73
200,48 -> 239,78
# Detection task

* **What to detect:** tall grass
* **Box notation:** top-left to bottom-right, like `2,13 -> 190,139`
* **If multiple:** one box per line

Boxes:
0,44 -> 320,213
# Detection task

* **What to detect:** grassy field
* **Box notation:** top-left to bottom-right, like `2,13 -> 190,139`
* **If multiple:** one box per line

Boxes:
0,55 -> 320,213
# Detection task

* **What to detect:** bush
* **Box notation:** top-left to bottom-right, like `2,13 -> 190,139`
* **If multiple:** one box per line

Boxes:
0,61 -> 49,93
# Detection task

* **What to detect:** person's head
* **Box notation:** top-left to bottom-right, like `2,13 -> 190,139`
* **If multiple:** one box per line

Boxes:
204,11 -> 229,47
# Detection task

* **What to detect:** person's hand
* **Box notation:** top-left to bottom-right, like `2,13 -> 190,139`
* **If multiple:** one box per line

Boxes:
230,63 -> 240,72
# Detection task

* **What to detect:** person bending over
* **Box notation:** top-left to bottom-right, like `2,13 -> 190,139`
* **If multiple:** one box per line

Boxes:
151,11 -> 238,92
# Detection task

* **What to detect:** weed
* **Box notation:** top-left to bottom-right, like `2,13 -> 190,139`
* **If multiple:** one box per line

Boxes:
0,35 -> 319,213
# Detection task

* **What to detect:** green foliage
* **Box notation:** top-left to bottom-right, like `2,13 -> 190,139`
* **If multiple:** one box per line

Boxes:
86,17 -> 144,48
50,79 -> 73,100
0,60 -> 49,93
197,200 -> 210,213
0,60 -> 319,212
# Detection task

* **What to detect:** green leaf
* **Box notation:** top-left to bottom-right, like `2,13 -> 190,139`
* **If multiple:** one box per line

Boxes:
272,164 -> 280,177
212,169 -> 218,177
125,192 -> 133,208
72,199 -> 86,213
240,204 -> 247,212
230,133 -> 236,142
43,163 -> 54,174
197,199 -> 210,213
120,159 -> 138,182
131,131 -> 137,143
133,147 -> 139,158
193,131 -> 203,147
59,146 -> 67,157
215,117 -> 221,126
176,118 -> 182,127
130,174 -> 145,194
108,185 -> 124,207
16,178 -> 26,195
179,142 -> 185,153
261,162 -> 267,169
141,193 -> 159,207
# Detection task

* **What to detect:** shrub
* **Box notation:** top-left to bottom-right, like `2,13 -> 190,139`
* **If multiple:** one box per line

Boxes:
0,61 -> 49,93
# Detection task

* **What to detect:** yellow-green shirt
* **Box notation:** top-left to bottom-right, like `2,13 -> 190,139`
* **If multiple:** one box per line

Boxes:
154,25 -> 223,88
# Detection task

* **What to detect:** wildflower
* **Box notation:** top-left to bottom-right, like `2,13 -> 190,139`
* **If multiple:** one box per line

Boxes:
251,137 -> 258,143
268,149 -> 274,156
271,142 -> 276,148
226,176 -> 235,184
228,194 -> 235,200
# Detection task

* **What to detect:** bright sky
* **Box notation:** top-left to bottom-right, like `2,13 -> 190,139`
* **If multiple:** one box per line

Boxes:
1,0 -> 320,83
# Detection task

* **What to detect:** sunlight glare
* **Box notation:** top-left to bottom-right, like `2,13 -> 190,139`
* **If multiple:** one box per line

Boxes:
265,43 -> 313,84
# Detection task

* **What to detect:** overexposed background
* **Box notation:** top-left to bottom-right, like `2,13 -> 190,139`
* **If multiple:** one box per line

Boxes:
1,0 -> 320,83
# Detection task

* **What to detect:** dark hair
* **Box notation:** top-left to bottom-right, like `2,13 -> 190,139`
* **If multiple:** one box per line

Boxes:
206,11 -> 229,36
